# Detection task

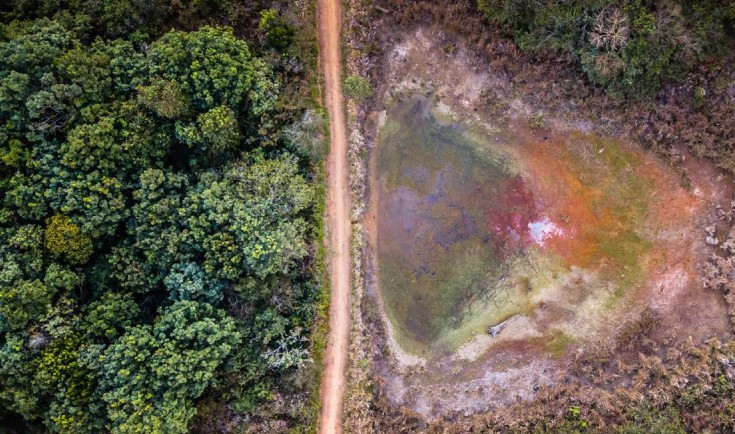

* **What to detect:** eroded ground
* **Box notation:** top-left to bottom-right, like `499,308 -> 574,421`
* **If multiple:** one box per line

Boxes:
363,28 -> 732,416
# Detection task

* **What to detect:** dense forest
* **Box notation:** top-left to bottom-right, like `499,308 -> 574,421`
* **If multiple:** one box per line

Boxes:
0,1 -> 324,433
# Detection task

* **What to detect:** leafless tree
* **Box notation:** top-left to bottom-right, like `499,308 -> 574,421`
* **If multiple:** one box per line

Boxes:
589,8 -> 629,51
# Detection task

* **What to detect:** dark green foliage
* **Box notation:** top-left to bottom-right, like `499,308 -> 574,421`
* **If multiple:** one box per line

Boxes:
0,335 -> 42,419
94,301 -> 239,433
0,279 -> 55,331
147,27 -> 277,116
478,0 -> 735,97
0,2 -> 322,432
164,262 -> 225,304
80,292 -> 139,341
259,9 -> 296,51
0,0 -> 273,42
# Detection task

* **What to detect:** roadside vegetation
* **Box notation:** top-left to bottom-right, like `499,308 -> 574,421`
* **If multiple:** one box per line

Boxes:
0,1 -> 325,433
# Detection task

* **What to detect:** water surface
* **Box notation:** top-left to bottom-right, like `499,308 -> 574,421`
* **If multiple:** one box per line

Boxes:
376,95 -> 536,353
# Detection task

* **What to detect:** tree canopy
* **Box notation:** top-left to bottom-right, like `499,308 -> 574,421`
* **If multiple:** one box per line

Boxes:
0,2 -> 323,432
478,0 -> 735,97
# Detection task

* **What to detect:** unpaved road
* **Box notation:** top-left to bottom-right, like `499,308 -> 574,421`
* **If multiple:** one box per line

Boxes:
317,0 -> 351,432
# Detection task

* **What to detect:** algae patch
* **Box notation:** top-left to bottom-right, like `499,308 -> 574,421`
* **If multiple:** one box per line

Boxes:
375,93 -> 656,357
376,95 -> 536,355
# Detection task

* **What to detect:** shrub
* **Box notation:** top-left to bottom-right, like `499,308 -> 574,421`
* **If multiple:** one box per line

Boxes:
343,74 -> 373,102
478,0 -> 735,97
259,9 -> 295,51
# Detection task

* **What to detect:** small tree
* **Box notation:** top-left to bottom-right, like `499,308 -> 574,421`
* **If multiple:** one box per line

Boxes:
259,9 -> 295,51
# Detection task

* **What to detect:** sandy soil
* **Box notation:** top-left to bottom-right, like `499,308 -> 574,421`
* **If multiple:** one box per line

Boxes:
317,0 -> 352,432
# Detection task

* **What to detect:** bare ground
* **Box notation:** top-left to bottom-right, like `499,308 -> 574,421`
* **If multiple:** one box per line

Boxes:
316,0 -> 352,432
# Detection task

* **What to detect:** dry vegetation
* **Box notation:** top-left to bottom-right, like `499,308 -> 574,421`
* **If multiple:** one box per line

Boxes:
342,0 -> 378,431
342,0 -> 735,432
703,201 -> 735,329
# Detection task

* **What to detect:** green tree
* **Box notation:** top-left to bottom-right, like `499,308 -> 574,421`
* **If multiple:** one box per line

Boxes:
147,26 -> 278,119
164,262 -> 224,304
259,9 -> 295,51
196,105 -> 240,152
0,335 -> 43,420
35,334 -> 105,434
187,153 -> 315,282
137,78 -> 190,119
0,279 -> 55,331
80,292 -> 139,342
122,153 -> 314,292
95,301 -> 239,434
59,103 -> 170,175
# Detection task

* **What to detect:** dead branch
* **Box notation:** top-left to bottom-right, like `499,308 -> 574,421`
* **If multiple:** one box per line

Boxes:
487,314 -> 520,337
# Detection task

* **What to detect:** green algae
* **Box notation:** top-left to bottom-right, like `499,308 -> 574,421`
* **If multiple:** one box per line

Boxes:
375,93 -> 660,357
376,94 -> 525,355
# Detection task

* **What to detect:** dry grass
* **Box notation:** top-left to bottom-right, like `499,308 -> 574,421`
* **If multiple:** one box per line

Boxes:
341,0 -> 735,431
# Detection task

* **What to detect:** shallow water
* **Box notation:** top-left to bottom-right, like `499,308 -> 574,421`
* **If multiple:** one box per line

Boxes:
375,92 -> 668,357
376,95 -> 538,353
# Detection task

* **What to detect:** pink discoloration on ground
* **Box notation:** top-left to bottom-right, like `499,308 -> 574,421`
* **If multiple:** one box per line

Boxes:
485,176 -> 538,252
528,217 -> 565,246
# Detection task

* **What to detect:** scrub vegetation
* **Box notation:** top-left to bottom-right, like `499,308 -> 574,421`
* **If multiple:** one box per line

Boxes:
0,1 -> 325,433
342,0 -> 735,432
478,0 -> 735,98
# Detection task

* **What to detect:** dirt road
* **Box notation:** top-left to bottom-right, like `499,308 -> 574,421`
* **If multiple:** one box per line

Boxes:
317,0 -> 351,432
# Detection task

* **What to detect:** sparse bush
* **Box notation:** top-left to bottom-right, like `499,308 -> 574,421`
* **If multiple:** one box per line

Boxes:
284,109 -> 327,162
692,86 -> 706,109
343,74 -> 373,102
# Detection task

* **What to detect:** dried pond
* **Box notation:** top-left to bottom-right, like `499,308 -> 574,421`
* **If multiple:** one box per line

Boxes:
375,93 -> 686,358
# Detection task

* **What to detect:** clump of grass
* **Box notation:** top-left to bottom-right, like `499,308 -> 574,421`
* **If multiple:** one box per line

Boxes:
545,330 -> 577,359
529,112 -> 548,130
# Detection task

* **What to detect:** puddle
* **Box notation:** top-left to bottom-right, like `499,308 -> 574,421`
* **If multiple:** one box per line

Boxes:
364,28 -> 731,417
376,94 -> 539,355
375,93 -> 667,357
